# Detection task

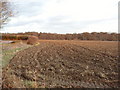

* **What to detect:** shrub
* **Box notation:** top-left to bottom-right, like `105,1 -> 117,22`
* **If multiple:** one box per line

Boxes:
18,35 -> 28,40
27,36 -> 39,45
2,35 -> 28,40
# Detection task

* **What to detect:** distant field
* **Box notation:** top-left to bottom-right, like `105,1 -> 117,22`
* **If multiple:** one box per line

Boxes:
2,40 -> 119,88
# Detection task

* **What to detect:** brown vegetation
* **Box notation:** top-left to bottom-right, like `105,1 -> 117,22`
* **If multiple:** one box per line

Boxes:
27,36 -> 39,45
1,34 -> 28,40
1,32 -> 119,41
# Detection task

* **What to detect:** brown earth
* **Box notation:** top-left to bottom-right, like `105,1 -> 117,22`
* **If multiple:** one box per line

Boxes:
2,40 -> 119,88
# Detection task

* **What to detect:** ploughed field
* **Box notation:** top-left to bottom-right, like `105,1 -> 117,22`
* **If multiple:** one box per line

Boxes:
2,40 -> 119,88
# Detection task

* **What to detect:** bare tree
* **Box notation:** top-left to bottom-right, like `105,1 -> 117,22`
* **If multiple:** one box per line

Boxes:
0,0 -> 13,28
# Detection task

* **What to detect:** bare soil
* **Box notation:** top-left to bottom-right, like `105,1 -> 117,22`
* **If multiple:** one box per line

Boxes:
2,40 -> 119,88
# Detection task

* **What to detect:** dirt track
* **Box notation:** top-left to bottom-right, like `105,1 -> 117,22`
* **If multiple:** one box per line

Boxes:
2,40 -> 119,88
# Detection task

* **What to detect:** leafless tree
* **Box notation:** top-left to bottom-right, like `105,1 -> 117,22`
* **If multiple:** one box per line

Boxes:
0,0 -> 13,28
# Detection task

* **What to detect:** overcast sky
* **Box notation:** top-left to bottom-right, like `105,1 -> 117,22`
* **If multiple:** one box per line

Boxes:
1,0 -> 119,33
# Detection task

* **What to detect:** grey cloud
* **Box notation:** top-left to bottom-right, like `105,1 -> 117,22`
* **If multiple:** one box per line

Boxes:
15,1 -> 44,17
6,18 -> 44,27
40,16 -> 117,33
40,16 -> 85,33
7,14 -> 116,33
5,0 -> 117,34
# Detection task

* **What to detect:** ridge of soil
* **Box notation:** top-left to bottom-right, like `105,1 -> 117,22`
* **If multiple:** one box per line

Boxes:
2,40 -> 119,88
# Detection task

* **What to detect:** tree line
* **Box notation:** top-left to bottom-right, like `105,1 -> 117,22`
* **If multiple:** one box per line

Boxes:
1,32 -> 119,41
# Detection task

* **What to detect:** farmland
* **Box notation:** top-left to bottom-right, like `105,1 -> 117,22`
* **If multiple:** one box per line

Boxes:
2,40 -> 119,88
